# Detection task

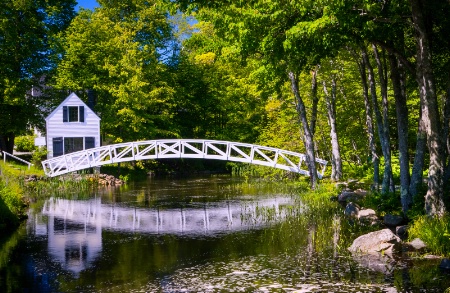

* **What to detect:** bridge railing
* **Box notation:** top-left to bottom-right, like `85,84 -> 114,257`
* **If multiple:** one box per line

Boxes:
42,139 -> 327,178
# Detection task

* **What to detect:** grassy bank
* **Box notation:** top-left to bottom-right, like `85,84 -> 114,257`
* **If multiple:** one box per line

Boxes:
0,162 -> 100,233
0,162 -> 38,232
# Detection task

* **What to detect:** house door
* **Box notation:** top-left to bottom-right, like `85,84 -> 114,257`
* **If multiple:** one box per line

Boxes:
52,137 -> 63,157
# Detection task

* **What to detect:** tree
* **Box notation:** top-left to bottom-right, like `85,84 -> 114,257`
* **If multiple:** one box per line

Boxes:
0,0 -> 76,153
53,0 -> 177,143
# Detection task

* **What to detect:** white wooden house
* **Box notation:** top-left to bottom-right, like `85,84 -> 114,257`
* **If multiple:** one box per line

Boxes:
45,92 -> 100,159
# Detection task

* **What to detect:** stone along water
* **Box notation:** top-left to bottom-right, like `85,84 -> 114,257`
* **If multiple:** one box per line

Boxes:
0,176 -> 449,292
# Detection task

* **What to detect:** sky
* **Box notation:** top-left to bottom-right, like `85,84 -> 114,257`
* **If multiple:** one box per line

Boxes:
75,0 -> 99,11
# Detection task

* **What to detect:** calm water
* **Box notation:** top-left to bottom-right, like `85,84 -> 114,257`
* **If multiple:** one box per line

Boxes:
0,176 -> 449,292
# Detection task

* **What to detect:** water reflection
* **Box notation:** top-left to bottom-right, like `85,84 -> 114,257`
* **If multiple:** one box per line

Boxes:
33,196 -> 293,275
2,178 -> 449,292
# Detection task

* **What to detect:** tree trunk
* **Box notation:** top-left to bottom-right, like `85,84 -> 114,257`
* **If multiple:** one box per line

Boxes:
410,0 -> 446,216
389,53 -> 412,214
288,71 -> 318,189
322,78 -> 342,181
372,45 -> 395,193
443,80 -> 450,190
0,133 -> 15,154
409,109 -> 427,199
362,46 -> 393,194
309,67 -> 319,136
356,53 -> 379,189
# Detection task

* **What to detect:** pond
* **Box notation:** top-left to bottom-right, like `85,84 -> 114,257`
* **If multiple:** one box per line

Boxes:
0,176 -> 449,292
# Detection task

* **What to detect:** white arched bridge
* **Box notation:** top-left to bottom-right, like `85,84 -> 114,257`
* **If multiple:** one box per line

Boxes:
41,139 -> 328,178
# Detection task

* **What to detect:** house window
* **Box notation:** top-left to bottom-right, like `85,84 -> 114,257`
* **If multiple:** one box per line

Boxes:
63,106 -> 85,122
52,137 -> 96,157
68,106 -> 78,122
64,137 -> 84,154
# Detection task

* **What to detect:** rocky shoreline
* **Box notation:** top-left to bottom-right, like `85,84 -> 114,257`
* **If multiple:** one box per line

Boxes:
24,173 -> 125,186
334,180 -> 450,273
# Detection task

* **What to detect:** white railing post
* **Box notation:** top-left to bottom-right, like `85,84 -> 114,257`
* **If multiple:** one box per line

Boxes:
2,151 -> 33,169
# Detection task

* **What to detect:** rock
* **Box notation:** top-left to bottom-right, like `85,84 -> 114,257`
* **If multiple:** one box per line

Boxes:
354,189 -> 368,197
408,238 -> 427,251
352,253 -> 396,274
348,228 -> 401,255
439,258 -> 450,270
404,238 -> 427,253
338,190 -> 363,203
423,254 -> 441,259
395,225 -> 408,239
347,179 -> 359,189
358,208 -> 376,218
358,209 -> 379,226
335,182 -> 347,190
383,214 -> 404,227
344,202 -> 360,218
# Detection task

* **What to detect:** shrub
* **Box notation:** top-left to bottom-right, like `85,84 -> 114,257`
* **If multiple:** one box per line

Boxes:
14,135 -> 36,152
31,147 -> 48,168
408,215 -> 450,256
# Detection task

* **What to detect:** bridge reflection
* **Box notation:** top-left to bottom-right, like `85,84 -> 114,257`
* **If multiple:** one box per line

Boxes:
30,196 -> 294,275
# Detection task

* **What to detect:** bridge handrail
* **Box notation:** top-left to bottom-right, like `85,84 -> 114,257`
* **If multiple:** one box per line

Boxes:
42,139 -> 327,178
2,151 -> 33,169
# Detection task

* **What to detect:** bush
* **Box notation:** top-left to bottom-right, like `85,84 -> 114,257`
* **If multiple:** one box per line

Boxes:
408,215 -> 450,256
14,135 -> 36,152
31,147 -> 48,167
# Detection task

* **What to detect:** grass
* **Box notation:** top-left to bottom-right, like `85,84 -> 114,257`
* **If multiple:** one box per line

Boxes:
408,215 -> 450,257
0,161 -> 101,233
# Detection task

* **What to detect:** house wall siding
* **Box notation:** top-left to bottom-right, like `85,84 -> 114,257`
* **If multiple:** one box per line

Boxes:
46,93 -> 100,159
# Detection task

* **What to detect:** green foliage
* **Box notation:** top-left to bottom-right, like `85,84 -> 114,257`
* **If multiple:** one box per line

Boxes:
0,0 -> 76,150
53,1 -> 177,142
0,183 -> 20,231
100,163 -> 149,181
31,147 -> 48,168
0,163 -> 25,230
360,191 -> 402,216
14,135 -> 37,152
408,215 -> 450,257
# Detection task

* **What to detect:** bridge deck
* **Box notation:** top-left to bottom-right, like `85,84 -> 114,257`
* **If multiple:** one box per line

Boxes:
42,139 -> 327,178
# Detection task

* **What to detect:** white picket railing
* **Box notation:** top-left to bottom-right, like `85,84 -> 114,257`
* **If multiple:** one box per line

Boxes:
2,151 -> 33,169
41,139 -> 327,178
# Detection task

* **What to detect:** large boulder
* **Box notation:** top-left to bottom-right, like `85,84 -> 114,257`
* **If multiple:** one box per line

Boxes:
348,229 -> 401,255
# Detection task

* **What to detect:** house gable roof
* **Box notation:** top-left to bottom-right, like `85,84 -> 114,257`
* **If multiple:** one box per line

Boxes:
45,92 -> 101,122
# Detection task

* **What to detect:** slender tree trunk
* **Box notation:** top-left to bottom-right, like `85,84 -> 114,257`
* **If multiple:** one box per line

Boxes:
410,109 -> 427,199
410,0 -> 446,216
322,77 -> 342,181
372,45 -> 395,193
389,53 -> 412,214
362,46 -> 393,194
443,79 -> 450,189
288,71 -> 318,189
310,67 -> 319,136
356,54 -> 379,189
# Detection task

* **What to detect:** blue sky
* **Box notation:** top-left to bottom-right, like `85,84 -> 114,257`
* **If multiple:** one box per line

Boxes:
76,0 -> 99,11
